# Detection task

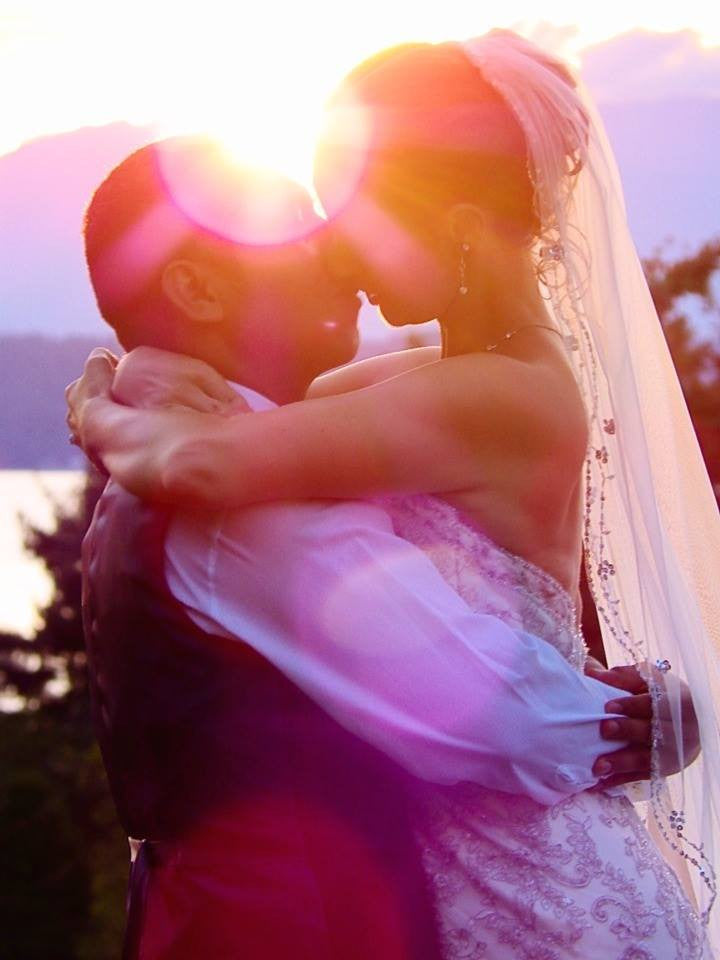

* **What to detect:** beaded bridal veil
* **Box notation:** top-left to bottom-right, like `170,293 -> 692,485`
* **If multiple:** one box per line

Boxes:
460,30 -> 720,949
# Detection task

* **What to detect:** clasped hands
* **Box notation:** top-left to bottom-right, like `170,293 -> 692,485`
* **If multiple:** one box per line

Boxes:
65,346 -> 247,445
65,347 -> 249,495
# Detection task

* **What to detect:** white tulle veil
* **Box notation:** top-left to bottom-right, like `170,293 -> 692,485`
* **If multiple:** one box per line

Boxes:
461,29 -> 720,948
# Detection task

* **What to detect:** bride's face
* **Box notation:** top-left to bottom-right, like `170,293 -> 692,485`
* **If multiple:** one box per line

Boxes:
314,140 -> 458,328
318,196 -> 458,328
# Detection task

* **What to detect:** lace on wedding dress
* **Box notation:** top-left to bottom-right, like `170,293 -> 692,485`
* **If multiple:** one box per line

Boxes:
381,493 -> 709,960
379,493 -> 585,668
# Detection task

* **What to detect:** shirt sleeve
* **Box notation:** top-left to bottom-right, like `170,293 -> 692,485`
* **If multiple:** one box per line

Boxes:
166,498 -> 623,806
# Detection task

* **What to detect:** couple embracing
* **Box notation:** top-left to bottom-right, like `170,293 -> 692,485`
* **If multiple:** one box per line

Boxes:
67,30 -> 720,960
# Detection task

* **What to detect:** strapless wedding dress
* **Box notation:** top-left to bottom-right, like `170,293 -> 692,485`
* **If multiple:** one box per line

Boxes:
381,495 -> 710,960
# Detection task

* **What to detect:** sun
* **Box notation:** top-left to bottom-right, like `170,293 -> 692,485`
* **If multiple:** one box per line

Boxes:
143,5 -> 490,195
6,1 -> 719,169
148,14 -> 369,195
195,92 -> 326,194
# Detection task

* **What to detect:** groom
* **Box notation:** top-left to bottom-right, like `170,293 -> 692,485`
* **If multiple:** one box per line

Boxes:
74,137 -> 664,960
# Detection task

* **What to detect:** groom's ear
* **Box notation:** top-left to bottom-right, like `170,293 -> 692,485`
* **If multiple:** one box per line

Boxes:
161,259 -> 225,323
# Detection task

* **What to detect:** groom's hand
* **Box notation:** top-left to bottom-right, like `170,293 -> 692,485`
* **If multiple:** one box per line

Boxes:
586,664 -> 651,788
584,662 -> 700,788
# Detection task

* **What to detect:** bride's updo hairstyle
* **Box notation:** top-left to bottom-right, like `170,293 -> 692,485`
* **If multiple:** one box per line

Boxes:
316,39 -> 585,249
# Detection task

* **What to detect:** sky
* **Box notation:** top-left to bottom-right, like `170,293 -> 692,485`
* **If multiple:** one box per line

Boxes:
1,2 -> 719,641
2,0 -> 720,187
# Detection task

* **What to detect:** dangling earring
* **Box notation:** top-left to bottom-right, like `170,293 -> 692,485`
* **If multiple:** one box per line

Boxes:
459,243 -> 470,295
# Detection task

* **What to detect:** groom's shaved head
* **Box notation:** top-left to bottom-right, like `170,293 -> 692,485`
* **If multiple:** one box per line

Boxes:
84,137 -> 313,348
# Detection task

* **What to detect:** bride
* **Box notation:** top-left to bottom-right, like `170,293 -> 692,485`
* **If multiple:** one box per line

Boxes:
68,31 -> 720,958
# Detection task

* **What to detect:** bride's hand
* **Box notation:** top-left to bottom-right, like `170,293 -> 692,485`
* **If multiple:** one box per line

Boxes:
65,347 -> 117,456
112,346 -> 247,415
65,349 -> 229,500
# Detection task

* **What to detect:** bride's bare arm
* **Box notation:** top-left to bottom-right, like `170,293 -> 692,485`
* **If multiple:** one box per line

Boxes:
307,346 -> 441,398
69,349 -> 582,506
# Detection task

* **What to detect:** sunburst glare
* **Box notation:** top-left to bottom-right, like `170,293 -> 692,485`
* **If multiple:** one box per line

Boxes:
3,1 -> 719,174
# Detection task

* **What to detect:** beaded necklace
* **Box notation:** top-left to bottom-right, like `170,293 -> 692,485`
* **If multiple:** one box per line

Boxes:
483,323 -> 564,352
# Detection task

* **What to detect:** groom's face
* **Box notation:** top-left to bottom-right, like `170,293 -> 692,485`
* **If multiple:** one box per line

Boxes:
216,207 -> 361,382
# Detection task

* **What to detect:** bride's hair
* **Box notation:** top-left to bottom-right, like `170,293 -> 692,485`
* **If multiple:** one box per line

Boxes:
320,41 -> 585,245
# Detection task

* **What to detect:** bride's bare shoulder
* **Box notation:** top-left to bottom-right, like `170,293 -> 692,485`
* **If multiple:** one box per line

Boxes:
307,345 -> 440,398
416,350 -> 588,466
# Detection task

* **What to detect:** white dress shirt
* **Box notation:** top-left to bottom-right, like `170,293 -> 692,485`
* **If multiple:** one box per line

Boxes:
165,384 -> 623,806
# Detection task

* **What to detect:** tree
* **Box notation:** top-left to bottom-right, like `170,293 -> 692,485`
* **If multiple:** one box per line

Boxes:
645,238 -> 720,497
0,470 -> 126,960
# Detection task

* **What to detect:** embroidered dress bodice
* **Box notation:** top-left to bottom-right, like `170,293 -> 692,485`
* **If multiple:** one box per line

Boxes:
380,494 -> 709,960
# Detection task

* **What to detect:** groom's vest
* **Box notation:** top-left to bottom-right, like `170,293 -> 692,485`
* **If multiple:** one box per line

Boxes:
82,482 -> 442,960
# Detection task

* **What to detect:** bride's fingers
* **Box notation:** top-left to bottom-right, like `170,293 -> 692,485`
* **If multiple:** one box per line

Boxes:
189,364 -> 242,406
166,386 -> 233,414
89,346 -> 120,369
82,353 -> 115,395
189,386 -> 249,415
601,716 -> 650,743
64,377 -> 80,406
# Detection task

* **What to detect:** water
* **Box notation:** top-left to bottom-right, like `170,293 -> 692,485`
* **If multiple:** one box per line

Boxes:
0,470 -> 84,638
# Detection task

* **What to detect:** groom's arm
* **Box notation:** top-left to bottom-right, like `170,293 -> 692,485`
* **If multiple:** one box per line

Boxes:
167,498 -> 632,806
